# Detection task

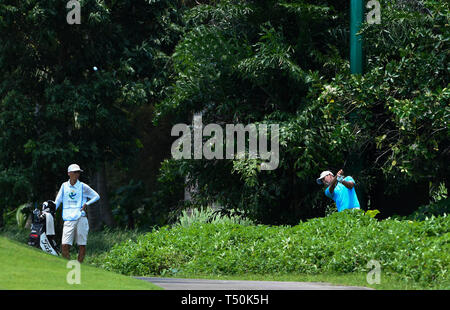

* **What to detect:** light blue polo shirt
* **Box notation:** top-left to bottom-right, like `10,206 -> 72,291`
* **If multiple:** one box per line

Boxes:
325,176 -> 360,212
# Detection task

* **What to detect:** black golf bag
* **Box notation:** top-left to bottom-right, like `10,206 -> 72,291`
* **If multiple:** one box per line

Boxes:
28,200 -> 60,256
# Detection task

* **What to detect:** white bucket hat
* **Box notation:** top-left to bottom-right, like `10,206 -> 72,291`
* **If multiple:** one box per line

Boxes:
68,164 -> 83,173
316,170 -> 333,185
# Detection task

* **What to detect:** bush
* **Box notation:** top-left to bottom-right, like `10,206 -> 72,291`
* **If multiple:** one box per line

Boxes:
175,207 -> 255,227
99,210 -> 449,287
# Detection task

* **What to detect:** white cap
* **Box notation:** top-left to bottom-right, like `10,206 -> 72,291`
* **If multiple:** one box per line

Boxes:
316,170 -> 333,185
68,164 -> 83,173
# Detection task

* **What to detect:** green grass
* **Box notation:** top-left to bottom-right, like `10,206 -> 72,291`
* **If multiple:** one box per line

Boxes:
0,236 -> 161,290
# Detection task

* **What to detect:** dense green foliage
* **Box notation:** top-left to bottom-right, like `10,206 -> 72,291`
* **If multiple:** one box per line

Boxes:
97,210 -> 449,288
153,0 -> 354,223
0,0 -> 185,226
1,0 -> 448,227
152,0 -> 449,224
175,207 -> 255,227
1,0 -> 447,291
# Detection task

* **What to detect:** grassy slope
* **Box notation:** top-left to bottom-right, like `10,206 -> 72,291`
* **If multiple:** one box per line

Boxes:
0,236 -> 161,290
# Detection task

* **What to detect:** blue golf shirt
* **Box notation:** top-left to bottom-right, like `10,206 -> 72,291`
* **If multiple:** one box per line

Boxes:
325,176 -> 360,212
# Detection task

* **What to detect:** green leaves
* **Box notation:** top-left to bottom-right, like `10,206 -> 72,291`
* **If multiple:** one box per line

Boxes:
15,203 -> 30,229
0,0 -> 186,213
237,22 -> 306,85
152,1 -> 357,224
100,210 -> 450,287
2,0 -> 448,228
365,209 -> 380,218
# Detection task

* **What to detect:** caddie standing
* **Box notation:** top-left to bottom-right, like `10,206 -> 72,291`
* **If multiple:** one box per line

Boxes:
55,164 -> 100,263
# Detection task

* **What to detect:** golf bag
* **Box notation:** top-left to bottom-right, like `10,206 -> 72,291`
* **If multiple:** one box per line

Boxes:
27,200 -> 60,256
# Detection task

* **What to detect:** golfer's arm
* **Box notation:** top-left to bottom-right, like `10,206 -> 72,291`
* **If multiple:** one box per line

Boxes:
328,177 -> 339,194
341,180 -> 355,189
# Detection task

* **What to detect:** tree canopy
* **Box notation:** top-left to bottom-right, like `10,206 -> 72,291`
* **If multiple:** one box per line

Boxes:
153,0 -> 449,224
1,0 -> 448,227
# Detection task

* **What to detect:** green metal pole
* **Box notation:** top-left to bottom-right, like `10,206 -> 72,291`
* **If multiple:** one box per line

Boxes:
350,0 -> 364,75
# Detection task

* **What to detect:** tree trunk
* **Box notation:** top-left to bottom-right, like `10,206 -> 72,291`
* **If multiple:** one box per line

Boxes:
96,162 -> 115,228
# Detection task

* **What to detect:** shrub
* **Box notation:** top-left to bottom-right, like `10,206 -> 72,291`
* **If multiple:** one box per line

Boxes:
175,208 -> 255,227
99,210 -> 449,287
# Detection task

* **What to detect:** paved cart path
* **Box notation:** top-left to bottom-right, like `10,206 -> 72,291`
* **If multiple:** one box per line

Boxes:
135,277 -> 374,290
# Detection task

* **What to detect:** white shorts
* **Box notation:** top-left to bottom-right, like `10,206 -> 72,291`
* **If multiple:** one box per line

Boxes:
62,216 -> 89,246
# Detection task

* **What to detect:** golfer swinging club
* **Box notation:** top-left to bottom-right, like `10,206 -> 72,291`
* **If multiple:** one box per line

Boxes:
55,164 -> 100,263
317,169 -> 360,212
